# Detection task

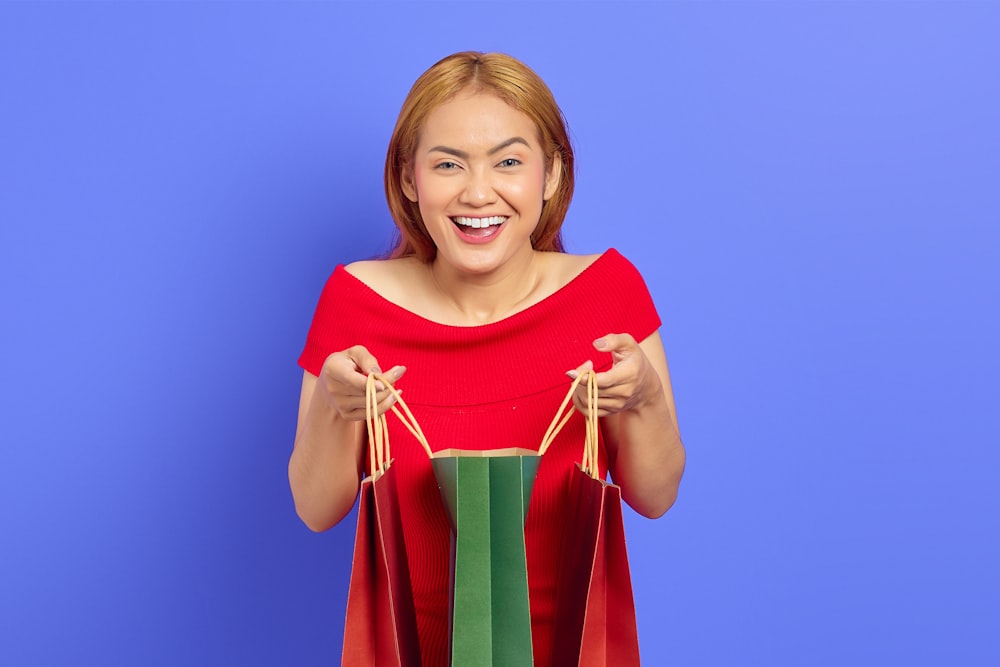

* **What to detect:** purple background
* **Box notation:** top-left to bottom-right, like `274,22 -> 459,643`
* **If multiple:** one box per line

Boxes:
2,2 -> 998,665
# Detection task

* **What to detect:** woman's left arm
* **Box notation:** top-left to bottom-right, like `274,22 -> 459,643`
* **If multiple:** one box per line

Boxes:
568,331 -> 686,518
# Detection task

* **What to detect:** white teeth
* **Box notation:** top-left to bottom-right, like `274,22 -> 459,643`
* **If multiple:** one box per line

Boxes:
453,216 -> 507,228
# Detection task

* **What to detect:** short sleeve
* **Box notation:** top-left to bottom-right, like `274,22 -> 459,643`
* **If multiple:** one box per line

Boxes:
297,266 -> 350,376
598,248 -> 662,343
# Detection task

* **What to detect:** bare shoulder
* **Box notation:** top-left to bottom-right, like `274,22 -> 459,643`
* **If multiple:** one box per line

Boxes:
544,251 -> 604,287
344,257 -> 430,305
345,256 -> 424,283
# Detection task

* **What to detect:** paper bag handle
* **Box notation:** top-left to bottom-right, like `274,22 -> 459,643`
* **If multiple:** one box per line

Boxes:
364,372 -> 434,477
538,371 -> 601,479
366,370 -> 599,477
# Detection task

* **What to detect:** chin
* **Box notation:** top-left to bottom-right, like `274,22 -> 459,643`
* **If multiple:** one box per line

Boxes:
455,245 -> 532,275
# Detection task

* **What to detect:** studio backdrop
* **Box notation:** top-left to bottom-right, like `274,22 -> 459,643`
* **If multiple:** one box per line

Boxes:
1,2 -> 998,666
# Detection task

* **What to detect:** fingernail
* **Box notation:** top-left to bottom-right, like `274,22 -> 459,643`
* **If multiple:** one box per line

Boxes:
566,370 -> 579,379
593,338 -> 607,350
395,366 -> 406,378
370,366 -> 382,375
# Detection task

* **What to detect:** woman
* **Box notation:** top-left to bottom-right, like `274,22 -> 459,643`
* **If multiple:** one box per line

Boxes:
289,51 -> 685,666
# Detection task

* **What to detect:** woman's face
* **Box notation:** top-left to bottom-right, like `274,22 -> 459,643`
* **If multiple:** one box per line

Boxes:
402,90 -> 561,275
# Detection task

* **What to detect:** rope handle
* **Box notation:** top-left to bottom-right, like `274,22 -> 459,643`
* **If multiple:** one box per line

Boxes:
364,372 -> 433,478
538,370 -> 601,480
367,369 -> 599,479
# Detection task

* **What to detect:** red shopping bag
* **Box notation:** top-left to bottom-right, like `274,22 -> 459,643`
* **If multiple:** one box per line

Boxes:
552,466 -> 640,666
544,372 -> 641,666
341,374 -> 425,666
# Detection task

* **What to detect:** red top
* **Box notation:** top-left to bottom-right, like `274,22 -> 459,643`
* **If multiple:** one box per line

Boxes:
299,248 -> 661,667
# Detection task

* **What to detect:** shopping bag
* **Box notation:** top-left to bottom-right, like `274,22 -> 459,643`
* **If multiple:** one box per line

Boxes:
549,371 -> 641,666
431,448 -> 540,666
363,370 -> 639,666
551,466 -> 640,666
355,374 -> 540,666
341,374 -> 427,667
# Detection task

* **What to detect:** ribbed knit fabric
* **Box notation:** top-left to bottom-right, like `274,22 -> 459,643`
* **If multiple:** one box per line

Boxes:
299,248 -> 661,667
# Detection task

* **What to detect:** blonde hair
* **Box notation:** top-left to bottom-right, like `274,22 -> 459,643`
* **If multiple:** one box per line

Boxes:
384,52 -> 575,261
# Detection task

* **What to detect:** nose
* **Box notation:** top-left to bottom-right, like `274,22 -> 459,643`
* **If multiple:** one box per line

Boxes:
458,167 -> 497,207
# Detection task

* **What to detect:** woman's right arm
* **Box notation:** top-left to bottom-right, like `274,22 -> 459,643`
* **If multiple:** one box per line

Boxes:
287,347 -> 405,532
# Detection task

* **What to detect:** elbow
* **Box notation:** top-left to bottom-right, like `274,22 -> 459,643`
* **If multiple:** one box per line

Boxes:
288,452 -> 358,533
295,503 -> 337,533
624,464 -> 684,519
620,454 -> 685,519
292,491 -> 355,533
630,487 -> 679,519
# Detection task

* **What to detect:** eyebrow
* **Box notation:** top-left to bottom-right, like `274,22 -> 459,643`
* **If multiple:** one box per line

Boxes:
427,137 -> 532,160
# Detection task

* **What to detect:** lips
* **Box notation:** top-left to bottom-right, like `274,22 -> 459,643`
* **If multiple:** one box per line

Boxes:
451,215 -> 507,229
451,215 -> 508,239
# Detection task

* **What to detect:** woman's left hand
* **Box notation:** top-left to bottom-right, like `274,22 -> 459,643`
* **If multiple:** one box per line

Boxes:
566,333 -> 664,417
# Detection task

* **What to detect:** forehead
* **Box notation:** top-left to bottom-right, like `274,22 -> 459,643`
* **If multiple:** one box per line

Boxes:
417,91 -> 541,150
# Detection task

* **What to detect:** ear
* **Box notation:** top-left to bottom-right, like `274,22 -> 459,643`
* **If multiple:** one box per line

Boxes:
401,165 -> 418,203
543,151 -> 562,201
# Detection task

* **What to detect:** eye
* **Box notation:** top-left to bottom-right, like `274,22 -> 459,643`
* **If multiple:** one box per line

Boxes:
435,161 -> 460,170
497,158 -> 521,168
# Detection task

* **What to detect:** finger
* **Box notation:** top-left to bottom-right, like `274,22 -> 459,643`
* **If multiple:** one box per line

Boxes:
574,387 -> 625,418
371,366 -> 406,393
325,347 -> 378,391
371,383 -> 404,404
345,386 -> 404,418
334,392 -> 372,414
590,360 -> 637,390
348,348 -> 404,392
593,333 -> 639,361
595,395 -> 628,413
565,359 -> 594,380
569,390 -> 591,417
333,404 -> 369,422
345,345 -> 383,377
375,389 -> 400,416
323,356 -> 369,393
328,374 -> 397,412
571,392 -> 618,418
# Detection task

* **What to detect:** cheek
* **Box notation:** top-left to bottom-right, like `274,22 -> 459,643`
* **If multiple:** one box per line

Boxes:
413,178 -> 456,232
412,170 -> 426,198
413,172 -> 444,207
413,170 -> 455,203
501,166 -> 547,199
532,163 -> 550,194
520,167 -> 549,203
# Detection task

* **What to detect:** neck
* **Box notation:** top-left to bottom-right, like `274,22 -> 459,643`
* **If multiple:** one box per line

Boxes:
428,250 -> 544,325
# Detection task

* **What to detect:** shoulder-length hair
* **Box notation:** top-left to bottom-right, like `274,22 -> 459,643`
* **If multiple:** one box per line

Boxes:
384,51 -> 575,261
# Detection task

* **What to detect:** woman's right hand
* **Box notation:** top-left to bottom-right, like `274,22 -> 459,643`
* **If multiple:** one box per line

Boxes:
290,348 -> 405,531
315,345 -> 406,421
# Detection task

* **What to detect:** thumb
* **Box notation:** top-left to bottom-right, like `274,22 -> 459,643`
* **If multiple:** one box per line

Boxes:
345,345 -> 386,387
345,345 -> 381,374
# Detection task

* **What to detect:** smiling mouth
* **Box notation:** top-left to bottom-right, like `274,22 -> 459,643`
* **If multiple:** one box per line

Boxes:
451,215 -> 508,237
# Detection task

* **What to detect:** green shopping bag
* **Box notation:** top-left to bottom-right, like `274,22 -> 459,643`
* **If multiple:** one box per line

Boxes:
426,373 -> 586,666
431,448 -> 540,666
